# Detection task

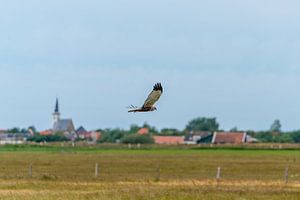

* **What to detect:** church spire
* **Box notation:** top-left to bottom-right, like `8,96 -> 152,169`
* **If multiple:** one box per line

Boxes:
53,98 -> 60,123
54,98 -> 59,113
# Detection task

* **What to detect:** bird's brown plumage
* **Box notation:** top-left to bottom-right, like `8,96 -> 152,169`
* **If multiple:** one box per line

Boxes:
128,83 -> 163,113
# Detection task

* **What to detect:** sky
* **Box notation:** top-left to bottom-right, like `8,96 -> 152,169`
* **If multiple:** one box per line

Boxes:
1,0 -> 300,131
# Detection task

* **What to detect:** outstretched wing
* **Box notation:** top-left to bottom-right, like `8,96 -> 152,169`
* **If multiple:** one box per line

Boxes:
142,83 -> 163,108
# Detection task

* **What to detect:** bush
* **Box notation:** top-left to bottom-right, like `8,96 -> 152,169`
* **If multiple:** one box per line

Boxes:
121,134 -> 154,144
27,133 -> 69,142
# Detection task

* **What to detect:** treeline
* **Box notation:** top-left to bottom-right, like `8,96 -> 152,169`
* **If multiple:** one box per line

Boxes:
98,118 -> 300,144
248,131 -> 300,143
4,117 -> 300,144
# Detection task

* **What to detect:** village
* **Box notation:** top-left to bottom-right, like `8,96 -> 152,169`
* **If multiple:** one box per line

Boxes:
2,98 -> 300,146
0,98 -> 261,145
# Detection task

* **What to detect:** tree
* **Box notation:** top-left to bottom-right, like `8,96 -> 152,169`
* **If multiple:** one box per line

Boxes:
27,133 -> 69,142
129,124 -> 140,134
98,128 -> 127,143
270,119 -> 282,132
142,122 -> 158,133
230,127 -> 239,132
28,126 -> 37,134
121,134 -> 154,144
160,128 -> 183,136
185,117 -> 219,132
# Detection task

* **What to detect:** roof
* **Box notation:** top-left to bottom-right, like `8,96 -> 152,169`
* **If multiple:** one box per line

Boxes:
54,98 -> 59,113
212,132 -> 247,144
53,119 -> 75,132
153,136 -> 184,144
185,131 -> 212,140
138,128 -> 149,135
185,131 -> 213,144
40,130 -> 53,136
246,135 -> 259,143
76,126 -> 87,133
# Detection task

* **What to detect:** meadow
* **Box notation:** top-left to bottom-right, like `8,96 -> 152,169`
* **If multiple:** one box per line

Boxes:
0,145 -> 299,199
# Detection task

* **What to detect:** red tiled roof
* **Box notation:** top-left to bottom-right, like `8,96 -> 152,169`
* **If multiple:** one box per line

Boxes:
212,132 -> 246,144
40,130 -> 53,136
153,136 -> 184,144
138,128 -> 149,135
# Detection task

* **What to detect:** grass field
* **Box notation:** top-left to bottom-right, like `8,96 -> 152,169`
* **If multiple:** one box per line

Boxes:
0,145 -> 299,199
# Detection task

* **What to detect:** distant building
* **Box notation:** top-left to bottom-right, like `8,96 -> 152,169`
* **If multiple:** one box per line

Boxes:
76,126 -> 89,139
0,133 -> 29,144
184,131 -> 213,144
90,131 -> 101,142
138,128 -> 149,135
246,135 -> 259,143
212,132 -> 247,144
40,130 -> 53,136
153,136 -> 184,144
76,126 -> 101,142
52,98 -> 76,140
0,129 -> 7,134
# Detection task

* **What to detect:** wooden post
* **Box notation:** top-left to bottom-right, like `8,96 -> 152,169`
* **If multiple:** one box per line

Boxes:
156,165 -> 160,181
95,163 -> 99,178
137,143 -> 141,149
128,144 -> 132,149
216,166 -> 221,181
29,164 -> 32,178
284,166 -> 289,184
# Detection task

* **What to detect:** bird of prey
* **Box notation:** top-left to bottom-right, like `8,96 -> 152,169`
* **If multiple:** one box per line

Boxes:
128,83 -> 163,112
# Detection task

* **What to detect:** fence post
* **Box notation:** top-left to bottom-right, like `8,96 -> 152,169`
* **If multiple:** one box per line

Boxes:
95,163 -> 99,178
29,164 -> 32,178
155,165 -> 160,181
216,166 -> 221,181
284,166 -> 289,184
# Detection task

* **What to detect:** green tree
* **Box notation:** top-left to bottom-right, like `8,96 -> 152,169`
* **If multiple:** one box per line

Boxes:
160,128 -> 183,136
142,122 -> 158,133
98,128 -> 127,143
121,134 -> 154,144
28,126 -> 37,134
185,117 -> 219,132
7,127 -> 21,133
129,124 -> 140,134
230,126 -> 239,132
270,119 -> 282,132
27,133 -> 69,142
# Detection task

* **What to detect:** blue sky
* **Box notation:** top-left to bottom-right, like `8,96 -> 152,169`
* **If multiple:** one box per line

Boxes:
1,0 -> 300,131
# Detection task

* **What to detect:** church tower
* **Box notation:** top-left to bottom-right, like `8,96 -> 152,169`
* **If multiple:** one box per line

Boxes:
52,98 -> 60,123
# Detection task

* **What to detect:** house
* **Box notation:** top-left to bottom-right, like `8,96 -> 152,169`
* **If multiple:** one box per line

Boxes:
0,129 -> 7,134
90,131 -> 101,142
212,132 -> 247,144
138,128 -> 149,135
76,126 -> 101,142
184,131 -> 213,144
40,130 -> 53,136
0,133 -> 29,144
76,126 -> 89,139
153,136 -> 184,144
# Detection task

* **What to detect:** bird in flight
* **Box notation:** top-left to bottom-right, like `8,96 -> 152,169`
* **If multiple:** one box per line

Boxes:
128,83 -> 163,113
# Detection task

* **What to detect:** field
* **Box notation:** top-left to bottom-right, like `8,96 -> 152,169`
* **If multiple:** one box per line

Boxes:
0,145 -> 299,199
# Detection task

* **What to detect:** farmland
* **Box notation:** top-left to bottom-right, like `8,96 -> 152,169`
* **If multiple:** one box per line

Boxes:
0,145 -> 299,199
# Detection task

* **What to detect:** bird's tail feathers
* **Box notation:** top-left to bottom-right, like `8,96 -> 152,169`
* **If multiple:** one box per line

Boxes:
127,105 -> 141,112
